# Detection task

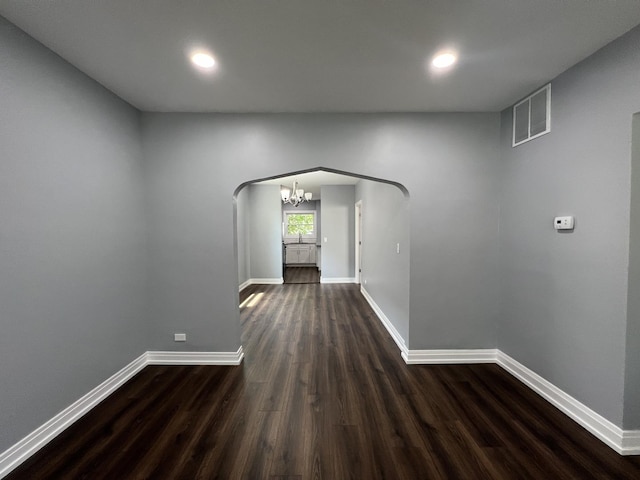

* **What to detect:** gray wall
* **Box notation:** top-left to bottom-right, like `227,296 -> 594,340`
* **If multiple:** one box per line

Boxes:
356,180 -> 410,343
320,185 -> 356,279
5,10 -> 640,456
3,9 -> 640,459
407,116 -> 500,349
498,25 -> 640,426
141,112 -> 500,355
283,199 -> 319,214
142,116 -> 242,352
235,186 -> 250,286
0,17 -> 148,452
248,184 -> 283,280
625,113 -> 640,429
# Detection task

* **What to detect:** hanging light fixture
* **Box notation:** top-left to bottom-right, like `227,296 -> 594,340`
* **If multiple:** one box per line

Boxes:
281,179 -> 312,207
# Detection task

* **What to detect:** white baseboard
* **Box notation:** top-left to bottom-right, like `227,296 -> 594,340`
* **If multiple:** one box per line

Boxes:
495,350 -> 640,455
146,347 -> 244,366
0,352 -> 148,479
399,346 -> 639,456
404,348 -> 497,364
320,277 -> 357,284
0,347 -> 246,478
248,278 -> 283,285
621,431 -> 640,455
360,287 -> 407,355
240,278 -> 282,291
2,339 -> 637,479
340,284 -> 640,456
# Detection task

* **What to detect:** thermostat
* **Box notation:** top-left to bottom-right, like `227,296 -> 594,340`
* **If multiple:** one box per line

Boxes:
554,216 -> 574,230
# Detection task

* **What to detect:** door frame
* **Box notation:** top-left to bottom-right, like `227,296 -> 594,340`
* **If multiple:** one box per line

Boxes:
355,200 -> 362,284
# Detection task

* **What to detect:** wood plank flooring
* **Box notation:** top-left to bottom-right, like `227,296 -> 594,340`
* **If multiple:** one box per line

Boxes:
7,283 -> 640,479
284,266 -> 319,284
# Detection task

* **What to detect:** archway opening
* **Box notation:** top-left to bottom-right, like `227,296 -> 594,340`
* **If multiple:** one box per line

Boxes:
233,167 -> 411,357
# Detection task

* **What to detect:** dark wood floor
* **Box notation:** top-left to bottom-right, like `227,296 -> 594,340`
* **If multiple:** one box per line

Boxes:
284,266 -> 320,284
8,283 -> 640,479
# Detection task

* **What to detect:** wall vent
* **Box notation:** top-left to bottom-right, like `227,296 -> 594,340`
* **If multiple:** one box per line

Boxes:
512,84 -> 551,147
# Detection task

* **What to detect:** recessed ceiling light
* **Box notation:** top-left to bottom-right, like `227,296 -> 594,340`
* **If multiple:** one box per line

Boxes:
190,52 -> 216,69
431,52 -> 457,69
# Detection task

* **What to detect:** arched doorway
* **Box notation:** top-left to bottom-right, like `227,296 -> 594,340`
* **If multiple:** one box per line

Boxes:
233,167 -> 411,357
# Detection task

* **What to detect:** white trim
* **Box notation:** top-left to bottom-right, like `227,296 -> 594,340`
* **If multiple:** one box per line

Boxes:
0,352 -> 148,479
1,345 -> 637,478
360,286 -> 407,355
239,278 -> 284,291
320,277 -> 357,284
354,201 -> 362,285
621,431 -> 640,455
248,277 -> 283,285
146,347 -> 244,366
0,348 -> 245,478
495,350 -> 634,455
404,349 -> 497,365
399,347 -> 639,455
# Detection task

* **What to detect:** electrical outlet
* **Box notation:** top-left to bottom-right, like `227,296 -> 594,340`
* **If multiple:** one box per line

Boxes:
174,333 -> 186,342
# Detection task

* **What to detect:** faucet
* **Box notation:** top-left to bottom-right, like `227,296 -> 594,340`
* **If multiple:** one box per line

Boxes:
298,233 -> 302,243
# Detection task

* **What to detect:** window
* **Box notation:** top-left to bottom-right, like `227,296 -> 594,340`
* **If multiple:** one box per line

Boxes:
512,84 -> 551,147
284,211 -> 315,238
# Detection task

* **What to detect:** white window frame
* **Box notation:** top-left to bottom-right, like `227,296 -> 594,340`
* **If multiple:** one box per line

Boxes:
283,210 -> 316,240
512,83 -> 551,147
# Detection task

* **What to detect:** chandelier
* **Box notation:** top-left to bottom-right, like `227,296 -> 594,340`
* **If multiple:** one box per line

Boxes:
281,180 -> 312,207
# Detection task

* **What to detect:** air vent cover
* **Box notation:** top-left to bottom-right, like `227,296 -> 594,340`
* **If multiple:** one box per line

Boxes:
512,84 -> 551,147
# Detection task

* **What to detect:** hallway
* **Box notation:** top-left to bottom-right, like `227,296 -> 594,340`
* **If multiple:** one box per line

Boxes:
283,266 -> 320,284
8,283 -> 640,479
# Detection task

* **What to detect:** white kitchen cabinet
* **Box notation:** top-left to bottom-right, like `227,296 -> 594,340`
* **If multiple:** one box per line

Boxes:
285,245 -> 299,264
285,244 -> 317,265
298,247 -> 311,264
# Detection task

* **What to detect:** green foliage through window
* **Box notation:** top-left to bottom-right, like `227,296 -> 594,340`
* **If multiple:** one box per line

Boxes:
286,213 -> 314,236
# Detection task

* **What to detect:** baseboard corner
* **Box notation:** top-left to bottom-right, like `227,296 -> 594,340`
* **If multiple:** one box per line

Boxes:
621,430 -> 640,455
146,347 -> 244,366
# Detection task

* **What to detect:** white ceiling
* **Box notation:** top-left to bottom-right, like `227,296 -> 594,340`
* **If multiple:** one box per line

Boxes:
256,170 -> 361,199
1,1 -> 639,113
